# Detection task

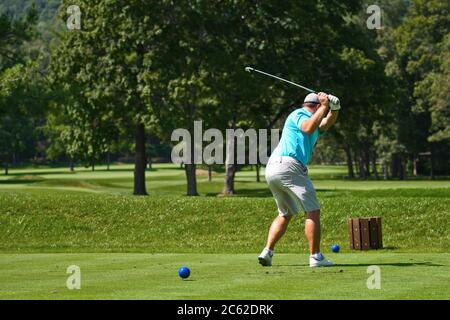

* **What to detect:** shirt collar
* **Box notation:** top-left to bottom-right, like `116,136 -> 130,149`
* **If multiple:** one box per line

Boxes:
301,107 -> 313,117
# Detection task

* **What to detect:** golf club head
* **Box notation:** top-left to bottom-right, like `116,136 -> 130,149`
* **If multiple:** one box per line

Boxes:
245,67 -> 254,73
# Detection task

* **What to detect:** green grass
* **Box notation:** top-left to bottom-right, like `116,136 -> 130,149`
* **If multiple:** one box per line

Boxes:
0,253 -> 449,299
0,188 -> 448,253
0,164 -> 449,299
1,164 -> 448,195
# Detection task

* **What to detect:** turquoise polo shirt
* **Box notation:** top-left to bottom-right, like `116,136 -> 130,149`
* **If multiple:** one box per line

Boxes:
271,108 -> 319,166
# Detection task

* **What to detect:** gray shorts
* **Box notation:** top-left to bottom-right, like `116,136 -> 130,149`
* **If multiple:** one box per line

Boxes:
265,156 -> 320,216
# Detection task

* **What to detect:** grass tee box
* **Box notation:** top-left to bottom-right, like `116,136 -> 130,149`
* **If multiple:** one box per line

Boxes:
0,165 -> 449,253
0,165 -> 449,300
1,253 -> 449,300
348,218 -> 383,250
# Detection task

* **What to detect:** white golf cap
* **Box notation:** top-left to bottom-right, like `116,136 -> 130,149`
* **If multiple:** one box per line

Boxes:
304,93 -> 320,104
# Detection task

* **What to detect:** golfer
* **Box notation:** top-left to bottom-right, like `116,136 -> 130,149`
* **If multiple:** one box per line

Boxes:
259,92 -> 340,267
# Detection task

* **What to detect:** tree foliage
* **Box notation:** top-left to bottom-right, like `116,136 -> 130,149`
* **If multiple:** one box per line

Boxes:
1,0 -> 449,187
0,6 -> 44,173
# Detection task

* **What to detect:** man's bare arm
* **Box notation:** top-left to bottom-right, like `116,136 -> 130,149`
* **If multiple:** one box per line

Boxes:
301,92 -> 330,135
319,110 -> 339,132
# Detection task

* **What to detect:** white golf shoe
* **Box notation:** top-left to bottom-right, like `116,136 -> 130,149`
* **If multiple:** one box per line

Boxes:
309,253 -> 333,267
258,248 -> 273,267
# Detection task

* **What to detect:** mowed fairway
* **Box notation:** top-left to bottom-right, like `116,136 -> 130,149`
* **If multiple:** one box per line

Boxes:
1,253 -> 449,299
0,164 -> 449,299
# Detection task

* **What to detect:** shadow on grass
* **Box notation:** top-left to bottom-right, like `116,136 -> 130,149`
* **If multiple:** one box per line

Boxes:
203,187 -> 379,198
0,177 -> 45,185
204,188 -> 273,198
93,168 -> 163,173
235,189 -> 272,197
276,262 -> 444,268
5,171 -> 76,177
334,262 -> 444,267
2,167 -> 159,176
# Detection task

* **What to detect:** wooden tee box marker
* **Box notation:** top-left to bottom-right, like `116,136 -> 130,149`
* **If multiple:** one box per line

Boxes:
348,217 -> 383,250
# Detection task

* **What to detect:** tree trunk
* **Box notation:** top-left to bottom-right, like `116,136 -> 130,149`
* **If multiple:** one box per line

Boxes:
106,152 -> 111,171
4,162 -> 8,175
222,117 -> 238,195
148,157 -> 152,170
208,165 -> 212,182
358,157 -> 364,179
134,122 -> 148,195
399,158 -> 405,180
185,164 -> 198,196
91,161 -> 95,172
343,144 -> 354,178
391,154 -> 401,179
184,123 -> 198,196
222,164 -> 236,195
364,149 -> 371,178
430,150 -> 434,180
402,158 -> 407,180
382,161 -> 388,180
430,154 -> 434,180
358,155 -> 368,179
70,159 -> 75,172
413,155 -> 418,176
372,152 -> 379,180
256,163 -> 261,182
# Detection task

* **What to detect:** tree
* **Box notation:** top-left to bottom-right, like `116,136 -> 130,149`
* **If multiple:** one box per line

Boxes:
0,7 -> 38,68
50,0 -> 175,195
149,2 -> 219,195
426,34 -> 450,143
0,7 -> 42,174
237,1 -> 391,182
200,1 -> 364,193
0,62 -> 45,173
389,0 -> 450,176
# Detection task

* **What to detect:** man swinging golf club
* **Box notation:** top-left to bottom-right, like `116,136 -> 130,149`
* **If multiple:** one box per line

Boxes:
258,92 -> 340,267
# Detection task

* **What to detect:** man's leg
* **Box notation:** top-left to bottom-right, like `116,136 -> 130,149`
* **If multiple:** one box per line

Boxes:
266,215 -> 292,251
259,215 -> 292,266
306,210 -> 333,267
305,210 -> 321,254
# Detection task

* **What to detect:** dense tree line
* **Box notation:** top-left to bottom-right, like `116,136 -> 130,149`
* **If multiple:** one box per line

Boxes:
0,0 -> 449,195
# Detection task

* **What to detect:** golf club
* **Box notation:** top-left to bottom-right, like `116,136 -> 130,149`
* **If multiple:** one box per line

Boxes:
245,67 -> 339,105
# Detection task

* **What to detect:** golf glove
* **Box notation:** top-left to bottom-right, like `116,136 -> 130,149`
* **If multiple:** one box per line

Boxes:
328,95 -> 341,111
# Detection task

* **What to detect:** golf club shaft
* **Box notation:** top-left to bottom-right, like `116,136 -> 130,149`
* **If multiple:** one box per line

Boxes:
246,67 -> 317,94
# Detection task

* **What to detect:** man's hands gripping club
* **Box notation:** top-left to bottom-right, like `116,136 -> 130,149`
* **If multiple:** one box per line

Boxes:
318,93 -> 341,111
318,93 -> 340,132
301,93 -> 340,134
328,94 -> 341,111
